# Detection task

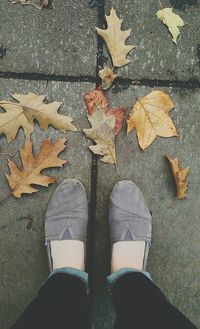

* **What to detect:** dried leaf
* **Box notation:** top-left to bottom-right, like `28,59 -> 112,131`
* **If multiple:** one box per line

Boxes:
5,138 -> 67,198
156,8 -> 184,44
99,67 -> 118,90
0,92 -> 77,143
166,156 -> 189,199
83,109 -> 116,164
10,0 -> 48,9
96,8 -> 135,67
127,90 -> 178,150
84,87 -> 127,135
84,87 -> 108,115
107,108 -> 127,136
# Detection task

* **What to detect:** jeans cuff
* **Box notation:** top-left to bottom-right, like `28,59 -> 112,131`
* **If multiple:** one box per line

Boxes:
49,267 -> 89,291
107,267 -> 152,287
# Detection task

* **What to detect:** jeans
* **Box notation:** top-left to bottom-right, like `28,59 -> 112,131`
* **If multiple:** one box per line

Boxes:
11,268 -> 197,329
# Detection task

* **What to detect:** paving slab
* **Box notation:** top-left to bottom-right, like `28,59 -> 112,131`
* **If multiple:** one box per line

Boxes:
0,79 -> 94,329
103,0 -> 200,81
93,85 -> 200,328
0,0 -> 97,76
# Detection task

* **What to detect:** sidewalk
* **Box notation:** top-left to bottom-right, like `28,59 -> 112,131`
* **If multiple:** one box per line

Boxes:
0,1 -> 200,328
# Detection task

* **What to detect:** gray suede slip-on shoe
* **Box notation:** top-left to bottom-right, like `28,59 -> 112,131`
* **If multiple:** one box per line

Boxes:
109,180 -> 152,270
45,179 -> 88,271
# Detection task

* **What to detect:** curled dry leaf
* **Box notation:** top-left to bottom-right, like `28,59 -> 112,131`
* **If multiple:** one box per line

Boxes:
10,0 -> 48,9
83,87 -> 127,164
83,109 -> 116,164
99,67 -> 118,90
0,92 -> 77,143
96,8 -> 135,67
127,90 -> 178,150
5,138 -> 67,198
84,87 -> 108,115
156,8 -> 184,44
84,87 -> 127,135
166,156 -> 189,199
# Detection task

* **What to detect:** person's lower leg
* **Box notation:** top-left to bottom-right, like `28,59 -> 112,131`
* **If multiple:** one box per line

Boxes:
50,240 -> 85,271
112,272 -> 197,329
108,181 -> 197,329
111,240 -> 145,272
11,179 -> 89,329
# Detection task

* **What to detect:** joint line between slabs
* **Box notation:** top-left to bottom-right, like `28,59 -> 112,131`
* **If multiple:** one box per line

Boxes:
0,71 -> 97,83
0,72 -> 199,90
86,0 -> 105,321
86,0 -> 105,276
115,78 -> 200,89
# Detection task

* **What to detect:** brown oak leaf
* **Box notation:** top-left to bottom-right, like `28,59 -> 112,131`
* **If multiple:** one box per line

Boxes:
83,109 -> 116,164
127,90 -> 178,150
5,138 -> 67,198
167,156 -> 189,199
84,87 -> 127,135
96,8 -> 135,67
0,92 -> 77,143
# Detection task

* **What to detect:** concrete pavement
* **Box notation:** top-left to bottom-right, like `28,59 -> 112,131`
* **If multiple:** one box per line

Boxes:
0,0 -> 199,328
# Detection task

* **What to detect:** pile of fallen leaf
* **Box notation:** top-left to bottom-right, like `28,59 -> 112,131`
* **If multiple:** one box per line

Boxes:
85,8 -> 189,199
0,5 -> 189,199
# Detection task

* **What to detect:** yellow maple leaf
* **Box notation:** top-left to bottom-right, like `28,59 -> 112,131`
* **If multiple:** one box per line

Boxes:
0,92 -> 77,143
166,156 -> 189,199
156,8 -> 184,44
5,138 -> 67,198
127,90 -> 178,150
83,109 -> 116,164
96,8 -> 135,67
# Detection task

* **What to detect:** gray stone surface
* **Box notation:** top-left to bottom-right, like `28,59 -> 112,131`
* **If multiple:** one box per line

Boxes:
104,0 -> 200,81
0,0 -> 97,76
0,79 -> 94,329
1,0 -> 200,328
93,85 -> 200,328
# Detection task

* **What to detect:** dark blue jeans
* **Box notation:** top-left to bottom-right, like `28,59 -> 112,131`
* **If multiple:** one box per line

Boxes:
11,270 -> 197,329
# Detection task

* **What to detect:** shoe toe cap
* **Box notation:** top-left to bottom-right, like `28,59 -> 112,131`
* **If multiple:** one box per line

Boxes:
110,181 -> 151,219
45,179 -> 88,242
46,179 -> 87,216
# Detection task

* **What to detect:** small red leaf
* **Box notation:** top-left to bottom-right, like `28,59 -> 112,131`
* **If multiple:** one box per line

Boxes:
84,86 -> 127,135
84,86 -> 108,115
107,108 -> 128,135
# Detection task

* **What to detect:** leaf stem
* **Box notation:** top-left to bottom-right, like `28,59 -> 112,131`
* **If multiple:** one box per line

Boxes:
158,0 -> 163,9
